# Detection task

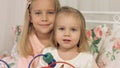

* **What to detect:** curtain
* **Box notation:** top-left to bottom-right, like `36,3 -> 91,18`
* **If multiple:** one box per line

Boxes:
0,0 -> 26,53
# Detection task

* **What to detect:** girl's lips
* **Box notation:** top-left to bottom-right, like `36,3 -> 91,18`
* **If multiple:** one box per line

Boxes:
40,24 -> 50,26
39,24 -> 50,27
63,39 -> 71,43
63,39 -> 71,41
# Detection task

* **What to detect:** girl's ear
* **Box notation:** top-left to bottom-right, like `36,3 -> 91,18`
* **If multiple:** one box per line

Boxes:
29,14 -> 33,23
30,19 -> 33,23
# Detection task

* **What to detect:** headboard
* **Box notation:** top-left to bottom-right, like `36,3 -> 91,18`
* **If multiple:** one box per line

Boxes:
81,11 -> 120,29
81,11 -> 120,68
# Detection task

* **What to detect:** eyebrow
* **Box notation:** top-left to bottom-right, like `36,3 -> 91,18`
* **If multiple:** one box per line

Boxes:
56,25 -> 80,28
32,8 -> 56,11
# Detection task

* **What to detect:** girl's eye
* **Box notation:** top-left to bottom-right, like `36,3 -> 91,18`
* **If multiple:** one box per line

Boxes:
48,11 -> 56,14
35,12 -> 41,15
71,28 -> 77,31
58,28 -> 64,30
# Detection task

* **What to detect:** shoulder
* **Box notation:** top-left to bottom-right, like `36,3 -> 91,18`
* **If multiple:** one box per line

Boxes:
79,52 -> 93,60
79,52 -> 98,68
77,52 -> 94,67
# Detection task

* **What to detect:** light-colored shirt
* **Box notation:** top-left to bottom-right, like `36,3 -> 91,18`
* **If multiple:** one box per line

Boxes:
37,47 -> 95,68
17,32 -> 45,68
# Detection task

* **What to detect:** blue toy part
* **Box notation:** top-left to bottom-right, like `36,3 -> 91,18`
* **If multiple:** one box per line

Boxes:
43,53 -> 56,67
0,59 -> 10,68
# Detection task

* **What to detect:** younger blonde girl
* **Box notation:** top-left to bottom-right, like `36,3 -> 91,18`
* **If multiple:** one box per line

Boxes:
38,6 -> 98,68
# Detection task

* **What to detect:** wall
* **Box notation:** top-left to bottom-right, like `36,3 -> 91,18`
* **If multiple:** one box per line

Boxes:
0,0 -> 26,53
60,0 -> 120,29
60,0 -> 78,9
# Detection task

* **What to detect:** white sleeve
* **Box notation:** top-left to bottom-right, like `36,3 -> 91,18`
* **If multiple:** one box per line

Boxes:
84,54 -> 98,68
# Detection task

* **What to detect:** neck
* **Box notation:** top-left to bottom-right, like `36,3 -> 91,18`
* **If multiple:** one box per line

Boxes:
37,33 -> 50,40
58,47 -> 79,60
58,46 -> 78,53
36,32 -> 51,47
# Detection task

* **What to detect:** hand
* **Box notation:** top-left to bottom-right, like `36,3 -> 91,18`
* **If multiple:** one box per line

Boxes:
60,64 -> 64,68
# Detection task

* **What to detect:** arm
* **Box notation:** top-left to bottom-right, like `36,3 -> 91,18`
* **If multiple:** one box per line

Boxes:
85,53 -> 99,68
17,55 -> 33,68
93,59 -> 99,68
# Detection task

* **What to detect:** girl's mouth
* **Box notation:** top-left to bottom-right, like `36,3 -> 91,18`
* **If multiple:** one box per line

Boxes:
40,24 -> 50,26
63,39 -> 71,43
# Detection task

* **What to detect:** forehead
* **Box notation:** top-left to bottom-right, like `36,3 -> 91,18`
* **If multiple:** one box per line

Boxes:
56,14 -> 81,27
31,0 -> 55,10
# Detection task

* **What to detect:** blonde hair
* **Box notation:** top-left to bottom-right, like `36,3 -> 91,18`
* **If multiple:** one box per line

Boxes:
52,6 -> 90,52
18,0 -> 60,57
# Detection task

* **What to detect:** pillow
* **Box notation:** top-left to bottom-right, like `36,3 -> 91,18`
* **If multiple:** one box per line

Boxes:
0,51 -> 8,59
11,25 -> 22,58
12,25 -> 22,42
86,25 -> 109,56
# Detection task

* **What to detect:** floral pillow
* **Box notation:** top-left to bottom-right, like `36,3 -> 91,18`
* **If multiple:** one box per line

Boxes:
86,25 -> 109,58
96,25 -> 120,68
10,25 -> 22,60
12,25 -> 22,42
0,25 -> 23,68
87,25 -> 102,55
11,25 -> 23,59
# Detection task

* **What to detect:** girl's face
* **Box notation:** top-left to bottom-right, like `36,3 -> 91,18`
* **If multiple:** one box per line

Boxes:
30,0 -> 56,34
55,14 -> 81,50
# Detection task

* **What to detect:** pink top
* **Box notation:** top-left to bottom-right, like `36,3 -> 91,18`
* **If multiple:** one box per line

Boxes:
17,32 -> 45,68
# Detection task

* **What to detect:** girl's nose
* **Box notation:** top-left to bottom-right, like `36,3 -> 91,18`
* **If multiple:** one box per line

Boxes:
64,30 -> 70,36
41,13 -> 48,22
